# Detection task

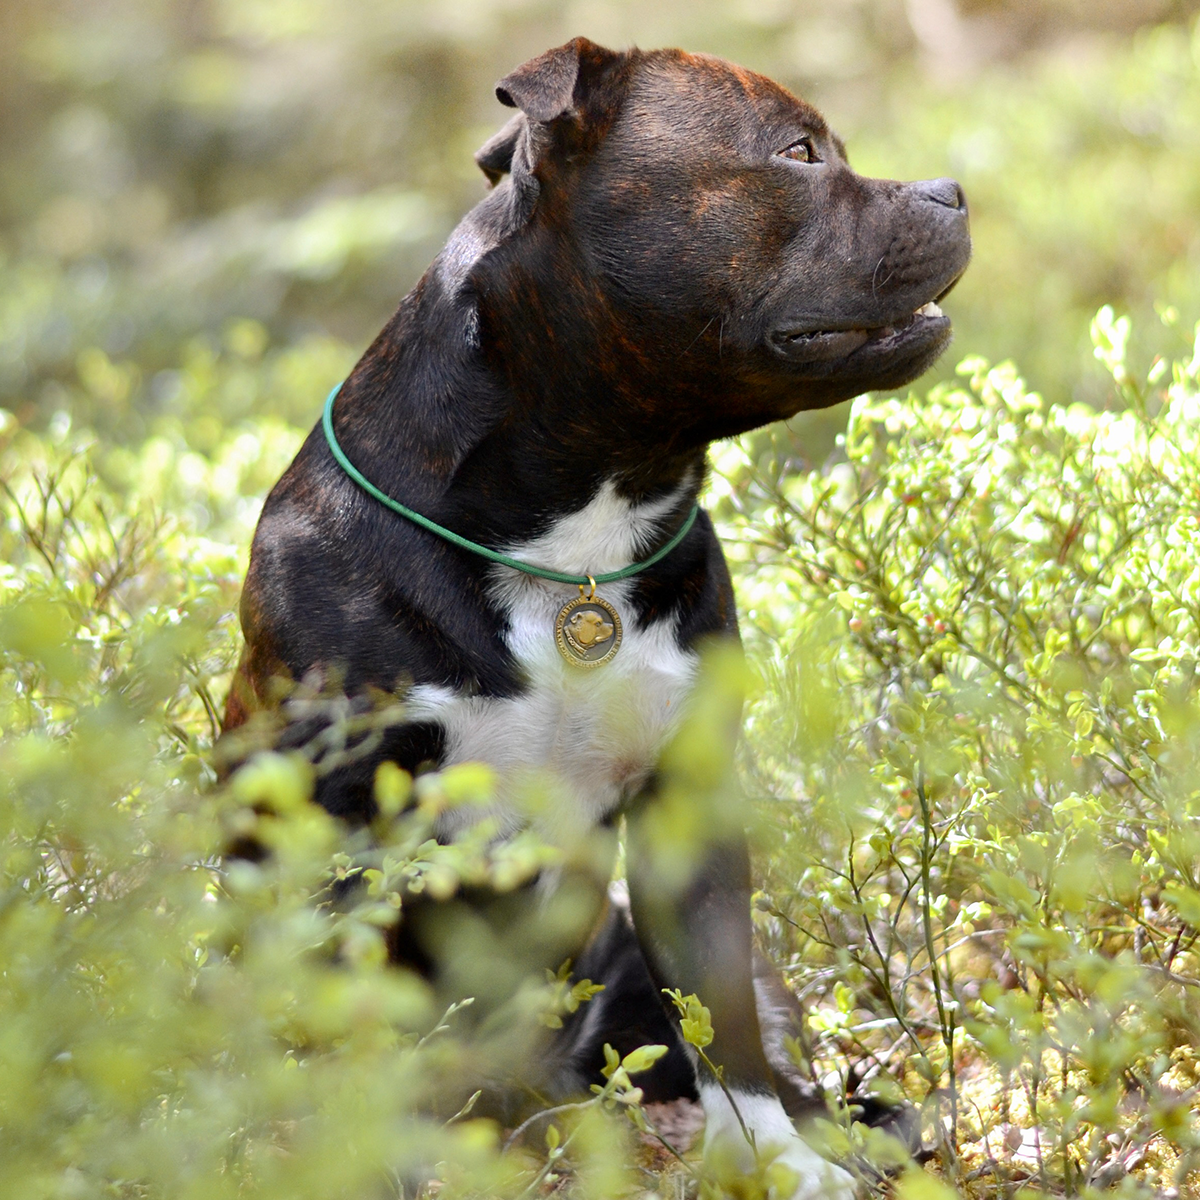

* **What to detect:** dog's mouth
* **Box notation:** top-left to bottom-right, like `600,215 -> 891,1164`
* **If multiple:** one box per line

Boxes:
769,299 -> 951,367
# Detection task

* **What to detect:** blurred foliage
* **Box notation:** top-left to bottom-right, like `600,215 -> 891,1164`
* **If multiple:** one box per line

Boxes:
853,17 -> 1200,415
5,1 -> 1200,1196
0,404 -> 676,1198
3,0 -> 1200,451
9,301 -> 1200,1196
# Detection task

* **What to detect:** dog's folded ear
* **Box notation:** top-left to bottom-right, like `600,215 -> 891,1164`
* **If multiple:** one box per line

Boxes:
496,40 -> 582,123
476,39 -> 623,186
475,113 -> 526,187
495,37 -> 622,125
475,38 -> 624,194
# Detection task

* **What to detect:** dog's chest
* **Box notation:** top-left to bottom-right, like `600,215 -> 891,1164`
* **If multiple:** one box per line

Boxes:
406,482 -> 699,838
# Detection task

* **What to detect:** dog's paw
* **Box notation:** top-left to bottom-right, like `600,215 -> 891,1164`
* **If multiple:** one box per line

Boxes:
700,1086 -> 857,1200
761,1135 -> 857,1200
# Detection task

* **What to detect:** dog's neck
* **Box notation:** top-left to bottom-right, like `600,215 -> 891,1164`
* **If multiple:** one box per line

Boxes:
332,210 -> 707,554
471,220 -> 721,486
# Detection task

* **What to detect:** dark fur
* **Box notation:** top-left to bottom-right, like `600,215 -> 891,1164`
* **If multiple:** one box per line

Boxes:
223,37 -> 968,1134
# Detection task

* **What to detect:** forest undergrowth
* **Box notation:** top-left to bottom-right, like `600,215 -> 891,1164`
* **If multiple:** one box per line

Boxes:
3,309 -> 1200,1200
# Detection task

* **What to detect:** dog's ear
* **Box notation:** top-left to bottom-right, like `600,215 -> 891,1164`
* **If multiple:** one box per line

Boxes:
474,113 -> 526,186
476,39 -> 622,186
495,37 -> 621,124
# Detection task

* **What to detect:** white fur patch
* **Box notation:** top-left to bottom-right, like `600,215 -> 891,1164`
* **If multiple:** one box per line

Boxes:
406,480 -> 699,843
699,1084 -> 857,1200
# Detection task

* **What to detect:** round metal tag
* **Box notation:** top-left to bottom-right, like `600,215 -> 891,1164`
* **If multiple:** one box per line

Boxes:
554,594 -> 622,668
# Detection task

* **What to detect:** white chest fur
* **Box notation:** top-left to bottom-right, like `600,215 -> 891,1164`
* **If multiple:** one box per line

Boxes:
405,480 -> 699,842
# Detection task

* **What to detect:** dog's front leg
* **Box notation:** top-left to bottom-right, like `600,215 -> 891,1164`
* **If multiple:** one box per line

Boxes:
625,812 -> 856,1200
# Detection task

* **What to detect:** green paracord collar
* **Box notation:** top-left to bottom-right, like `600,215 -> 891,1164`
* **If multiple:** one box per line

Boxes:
321,383 -> 701,588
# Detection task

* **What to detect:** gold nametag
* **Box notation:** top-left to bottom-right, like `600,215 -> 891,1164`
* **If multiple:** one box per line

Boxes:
555,585 -> 622,668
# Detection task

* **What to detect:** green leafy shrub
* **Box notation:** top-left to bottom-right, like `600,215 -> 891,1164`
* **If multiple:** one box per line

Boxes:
0,412 -> 723,1198
6,308 -> 1200,1198
6,5 -> 1200,1195
721,309 -> 1200,1196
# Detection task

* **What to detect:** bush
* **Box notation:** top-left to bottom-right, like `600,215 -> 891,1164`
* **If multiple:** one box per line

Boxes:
0,398 -> 636,1198
4,307 -> 1200,1198
721,308 -> 1200,1196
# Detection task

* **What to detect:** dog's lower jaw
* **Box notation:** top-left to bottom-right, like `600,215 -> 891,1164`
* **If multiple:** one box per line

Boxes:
699,1084 -> 858,1200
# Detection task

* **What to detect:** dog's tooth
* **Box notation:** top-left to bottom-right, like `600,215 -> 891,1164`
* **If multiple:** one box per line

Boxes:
915,301 -> 943,318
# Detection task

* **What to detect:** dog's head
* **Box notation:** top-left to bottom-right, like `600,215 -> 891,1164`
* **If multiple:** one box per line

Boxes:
469,38 -> 971,441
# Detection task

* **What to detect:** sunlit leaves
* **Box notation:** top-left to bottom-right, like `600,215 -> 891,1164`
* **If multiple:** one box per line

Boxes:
724,310 -> 1200,1193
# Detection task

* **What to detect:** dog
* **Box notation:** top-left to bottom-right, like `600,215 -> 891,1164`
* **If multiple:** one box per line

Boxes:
223,37 -> 970,1198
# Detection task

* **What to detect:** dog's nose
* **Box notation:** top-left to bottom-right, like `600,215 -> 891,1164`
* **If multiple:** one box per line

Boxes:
913,177 -> 968,214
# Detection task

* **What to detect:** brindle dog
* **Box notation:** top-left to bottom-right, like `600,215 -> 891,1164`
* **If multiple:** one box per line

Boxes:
224,38 -> 969,1198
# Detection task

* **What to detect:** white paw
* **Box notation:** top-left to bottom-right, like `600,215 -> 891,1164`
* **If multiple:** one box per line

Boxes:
765,1135 -> 857,1200
699,1085 -> 858,1200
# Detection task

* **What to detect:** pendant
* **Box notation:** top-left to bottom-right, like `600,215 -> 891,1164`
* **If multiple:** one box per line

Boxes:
555,580 -> 622,668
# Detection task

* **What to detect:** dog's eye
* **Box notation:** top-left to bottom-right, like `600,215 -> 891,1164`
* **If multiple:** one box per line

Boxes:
778,138 -> 818,163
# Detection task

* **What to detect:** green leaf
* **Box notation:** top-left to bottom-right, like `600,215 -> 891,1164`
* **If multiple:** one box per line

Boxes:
621,1044 -> 669,1075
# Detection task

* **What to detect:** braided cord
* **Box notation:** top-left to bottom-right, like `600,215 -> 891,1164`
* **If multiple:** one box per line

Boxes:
321,384 -> 700,586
